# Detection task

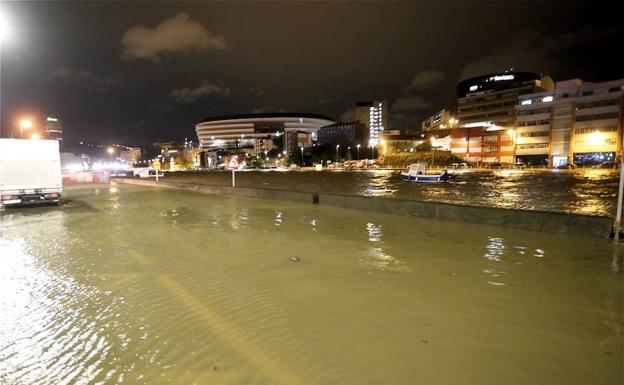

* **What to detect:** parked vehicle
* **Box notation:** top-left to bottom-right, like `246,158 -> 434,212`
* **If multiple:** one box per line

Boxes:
0,139 -> 62,206
132,167 -> 163,178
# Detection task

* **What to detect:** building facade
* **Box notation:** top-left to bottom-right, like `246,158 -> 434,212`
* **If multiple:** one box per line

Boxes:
355,101 -> 388,144
422,108 -> 458,132
195,113 -> 334,156
451,71 -> 554,164
516,78 -> 624,166
45,117 -> 63,144
317,121 -> 368,146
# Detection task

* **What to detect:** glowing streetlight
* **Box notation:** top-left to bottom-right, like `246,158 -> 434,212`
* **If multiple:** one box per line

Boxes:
107,147 -> 114,163
336,144 -> 340,161
300,146 -> 304,166
0,9 -> 12,46
356,144 -> 361,159
19,119 -> 32,138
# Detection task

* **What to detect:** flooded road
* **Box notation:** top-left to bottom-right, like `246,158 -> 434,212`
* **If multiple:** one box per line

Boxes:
164,168 -> 618,216
0,184 -> 622,385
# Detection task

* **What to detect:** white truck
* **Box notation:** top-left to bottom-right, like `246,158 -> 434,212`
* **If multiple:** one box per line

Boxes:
0,139 -> 62,206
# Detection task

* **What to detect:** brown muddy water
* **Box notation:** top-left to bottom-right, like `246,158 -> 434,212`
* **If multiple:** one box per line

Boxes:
0,184 -> 621,385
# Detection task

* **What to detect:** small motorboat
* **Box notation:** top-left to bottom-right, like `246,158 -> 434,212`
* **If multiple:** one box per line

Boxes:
401,163 -> 451,183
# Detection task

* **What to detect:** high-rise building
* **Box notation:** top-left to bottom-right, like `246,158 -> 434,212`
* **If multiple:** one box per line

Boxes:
45,117 -> 63,143
355,100 -> 388,144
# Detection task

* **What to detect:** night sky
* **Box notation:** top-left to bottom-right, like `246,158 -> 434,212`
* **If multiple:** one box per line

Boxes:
1,1 -> 622,147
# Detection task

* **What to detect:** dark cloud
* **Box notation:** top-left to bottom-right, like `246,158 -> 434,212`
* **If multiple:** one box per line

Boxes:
49,67 -> 121,94
339,107 -> 356,122
169,81 -> 230,103
248,86 -> 264,96
459,27 -> 621,80
49,66 -> 92,82
391,96 -> 432,113
403,70 -> 447,94
121,13 -> 227,61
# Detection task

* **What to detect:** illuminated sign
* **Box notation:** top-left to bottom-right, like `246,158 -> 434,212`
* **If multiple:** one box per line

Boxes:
488,75 -> 515,82
521,99 -> 532,105
542,96 -> 554,102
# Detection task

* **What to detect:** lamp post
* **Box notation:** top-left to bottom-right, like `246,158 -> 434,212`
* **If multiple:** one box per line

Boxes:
300,146 -> 304,166
19,119 -> 32,139
336,144 -> 340,161
356,144 -> 361,160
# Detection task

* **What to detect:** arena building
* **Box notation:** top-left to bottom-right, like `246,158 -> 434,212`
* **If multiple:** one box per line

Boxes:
195,113 -> 335,155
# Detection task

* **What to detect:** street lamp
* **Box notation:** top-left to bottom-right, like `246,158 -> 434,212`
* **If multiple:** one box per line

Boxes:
356,144 -> 361,159
19,119 -> 32,139
336,144 -> 340,161
300,146 -> 304,166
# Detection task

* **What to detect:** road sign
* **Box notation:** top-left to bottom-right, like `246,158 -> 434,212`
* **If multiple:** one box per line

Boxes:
153,160 -> 161,170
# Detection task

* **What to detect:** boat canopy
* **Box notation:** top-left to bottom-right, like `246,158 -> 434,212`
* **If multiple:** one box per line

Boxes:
406,163 -> 428,176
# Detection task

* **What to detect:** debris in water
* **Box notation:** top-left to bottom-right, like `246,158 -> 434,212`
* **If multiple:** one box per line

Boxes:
291,256 -> 301,262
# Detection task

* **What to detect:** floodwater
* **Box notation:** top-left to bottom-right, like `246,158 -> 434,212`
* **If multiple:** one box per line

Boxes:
164,168 -> 619,217
0,184 -> 622,385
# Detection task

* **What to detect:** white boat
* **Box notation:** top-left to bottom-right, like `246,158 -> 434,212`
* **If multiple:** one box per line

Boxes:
401,163 -> 450,183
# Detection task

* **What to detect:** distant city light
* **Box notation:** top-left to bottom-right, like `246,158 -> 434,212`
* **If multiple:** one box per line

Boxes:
542,96 -> 554,102
46,117 -> 59,122
521,99 -> 532,105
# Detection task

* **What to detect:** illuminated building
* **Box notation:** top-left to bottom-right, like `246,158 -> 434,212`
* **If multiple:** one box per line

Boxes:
516,78 -> 624,166
355,101 -> 388,144
45,117 -> 63,144
195,113 -> 334,155
451,71 -> 554,165
422,108 -> 458,132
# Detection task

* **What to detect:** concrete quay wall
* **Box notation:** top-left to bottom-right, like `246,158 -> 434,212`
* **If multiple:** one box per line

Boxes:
119,178 -> 613,238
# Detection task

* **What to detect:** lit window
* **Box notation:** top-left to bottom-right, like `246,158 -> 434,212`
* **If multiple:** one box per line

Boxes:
542,96 -> 553,103
521,99 -> 532,105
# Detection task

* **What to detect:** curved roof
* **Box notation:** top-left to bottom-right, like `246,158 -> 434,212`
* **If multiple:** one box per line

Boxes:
199,112 -> 334,124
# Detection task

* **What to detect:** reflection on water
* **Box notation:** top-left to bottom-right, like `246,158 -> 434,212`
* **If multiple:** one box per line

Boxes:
0,185 -> 622,385
168,169 -> 619,216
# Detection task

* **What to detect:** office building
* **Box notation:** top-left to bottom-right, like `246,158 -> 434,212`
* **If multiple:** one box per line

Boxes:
317,121 -> 368,146
516,78 -> 623,166
451,71 -> 554,164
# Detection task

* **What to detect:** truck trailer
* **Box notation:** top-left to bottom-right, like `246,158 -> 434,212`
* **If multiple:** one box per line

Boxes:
0,139 -> 63,206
